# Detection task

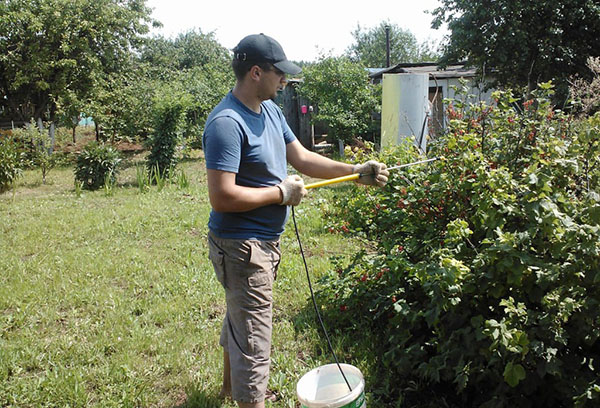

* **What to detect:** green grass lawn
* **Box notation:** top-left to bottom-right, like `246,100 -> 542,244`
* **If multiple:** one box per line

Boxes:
0,153 -> 377,408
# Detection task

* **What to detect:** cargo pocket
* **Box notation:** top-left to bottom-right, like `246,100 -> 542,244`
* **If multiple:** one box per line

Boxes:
246,318 -> 255,355
248,271 -> 269,287
245,242 -> 275,305
247,242 -> 274,288
272,241 -> 281,281
208,235 -> 227,289
211,251 -> 226,288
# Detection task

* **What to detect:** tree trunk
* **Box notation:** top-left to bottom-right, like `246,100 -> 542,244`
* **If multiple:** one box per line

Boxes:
48,104 -> 56,154
48,121 -> 55,154
72,116 -> 78,143
527,59 -> 536,98
95,122 -> 100,142
35,116 -> 46,152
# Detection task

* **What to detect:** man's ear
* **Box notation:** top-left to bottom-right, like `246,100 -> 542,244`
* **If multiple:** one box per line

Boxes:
249,65 -> 262,81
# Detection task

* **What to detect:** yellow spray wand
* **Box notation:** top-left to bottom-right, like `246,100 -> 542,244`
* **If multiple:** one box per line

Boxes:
304,157 -> 440,190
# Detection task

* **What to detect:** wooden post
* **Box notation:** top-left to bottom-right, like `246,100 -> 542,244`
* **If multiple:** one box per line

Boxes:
385,25 -> 391,67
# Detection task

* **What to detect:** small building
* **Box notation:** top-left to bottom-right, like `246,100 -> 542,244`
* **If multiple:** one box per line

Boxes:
370,63 -> 494,152
275,79 -> 315,151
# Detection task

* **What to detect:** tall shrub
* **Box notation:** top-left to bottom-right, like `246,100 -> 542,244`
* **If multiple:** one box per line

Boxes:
146,90 -> 190,179
320,84 -> 600,407
0,136 -> 21,192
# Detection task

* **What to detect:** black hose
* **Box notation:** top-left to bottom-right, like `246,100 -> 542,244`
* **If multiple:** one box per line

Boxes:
291,206 -> 353,392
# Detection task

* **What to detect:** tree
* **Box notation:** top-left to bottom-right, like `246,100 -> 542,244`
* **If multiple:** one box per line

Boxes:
346,21 -> 440,67
298,55 -> 380,144
174,30 -> 231,72
140,29 -> 231,80
88,66 -> 156,142
146,85 -> 191,179
432,0 -> 600,99
0,0 -> 156,146
177,65 -> 234,143
139,30 -> 234,143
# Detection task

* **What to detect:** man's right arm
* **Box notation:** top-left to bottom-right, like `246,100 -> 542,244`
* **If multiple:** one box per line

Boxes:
205,116 -> 281,212
206,169 -> 283,212
204,116 -> 306,212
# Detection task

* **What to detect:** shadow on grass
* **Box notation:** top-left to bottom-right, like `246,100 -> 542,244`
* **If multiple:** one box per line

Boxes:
117,154 -> 205,176
119,156 -> 147,171
16,179 -> 44,189
178,155 -> 205,165
174,388 -> 226,408
117,153 -> 204,168
292,291 -> 377,361
116,180 -> 143,189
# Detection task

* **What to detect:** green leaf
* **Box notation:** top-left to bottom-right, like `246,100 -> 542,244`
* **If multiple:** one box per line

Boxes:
528,173 -> 538,185
503,362 -> 526,387
585,205 -> 600,224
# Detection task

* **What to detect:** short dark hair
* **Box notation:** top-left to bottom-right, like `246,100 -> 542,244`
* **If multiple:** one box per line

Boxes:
231,59 -> 274,80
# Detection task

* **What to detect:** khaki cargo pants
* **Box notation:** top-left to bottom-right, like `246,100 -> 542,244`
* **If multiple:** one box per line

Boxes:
207,232 -> 281,403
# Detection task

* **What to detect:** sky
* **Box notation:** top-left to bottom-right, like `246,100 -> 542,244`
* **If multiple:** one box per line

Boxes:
145,0 -> 449,63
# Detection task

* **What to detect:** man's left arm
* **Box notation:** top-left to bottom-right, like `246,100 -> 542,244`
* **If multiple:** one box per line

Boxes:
286,140 -> 354,179
286,140 -> 389,187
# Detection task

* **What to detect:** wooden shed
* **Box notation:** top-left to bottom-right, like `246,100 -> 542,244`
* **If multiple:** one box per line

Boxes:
275,79 -> 315,151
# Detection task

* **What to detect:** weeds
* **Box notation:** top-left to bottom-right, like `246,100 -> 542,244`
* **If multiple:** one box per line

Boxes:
136,164 -> 150,194
174,168 -> 189,189
137,164 -> 189,193
103,171 -> 115,196
74,180 -> 83,198
151,164 -> 167,191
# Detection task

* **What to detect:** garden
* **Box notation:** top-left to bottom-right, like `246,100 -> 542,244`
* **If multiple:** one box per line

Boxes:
1,1 -> 600,406
1,79 -> 599,407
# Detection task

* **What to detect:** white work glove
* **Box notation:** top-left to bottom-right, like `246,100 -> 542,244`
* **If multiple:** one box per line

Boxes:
353,160 -> 389,187
277,175 -> 307,206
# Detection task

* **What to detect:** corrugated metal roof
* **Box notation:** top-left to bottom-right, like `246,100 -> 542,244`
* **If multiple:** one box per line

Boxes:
369,63 -> 478,80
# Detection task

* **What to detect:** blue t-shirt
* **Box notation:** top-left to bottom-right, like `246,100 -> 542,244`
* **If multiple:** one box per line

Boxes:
202,92 -> 296,240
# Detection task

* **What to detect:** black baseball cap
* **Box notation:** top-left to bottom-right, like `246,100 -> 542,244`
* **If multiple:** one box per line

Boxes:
233,33 -> 302,75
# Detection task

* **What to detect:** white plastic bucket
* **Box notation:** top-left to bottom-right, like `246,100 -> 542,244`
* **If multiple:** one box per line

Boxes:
297,363 -> 366,408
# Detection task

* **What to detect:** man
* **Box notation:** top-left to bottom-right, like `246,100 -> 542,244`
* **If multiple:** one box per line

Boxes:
202,33 -> 388,408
